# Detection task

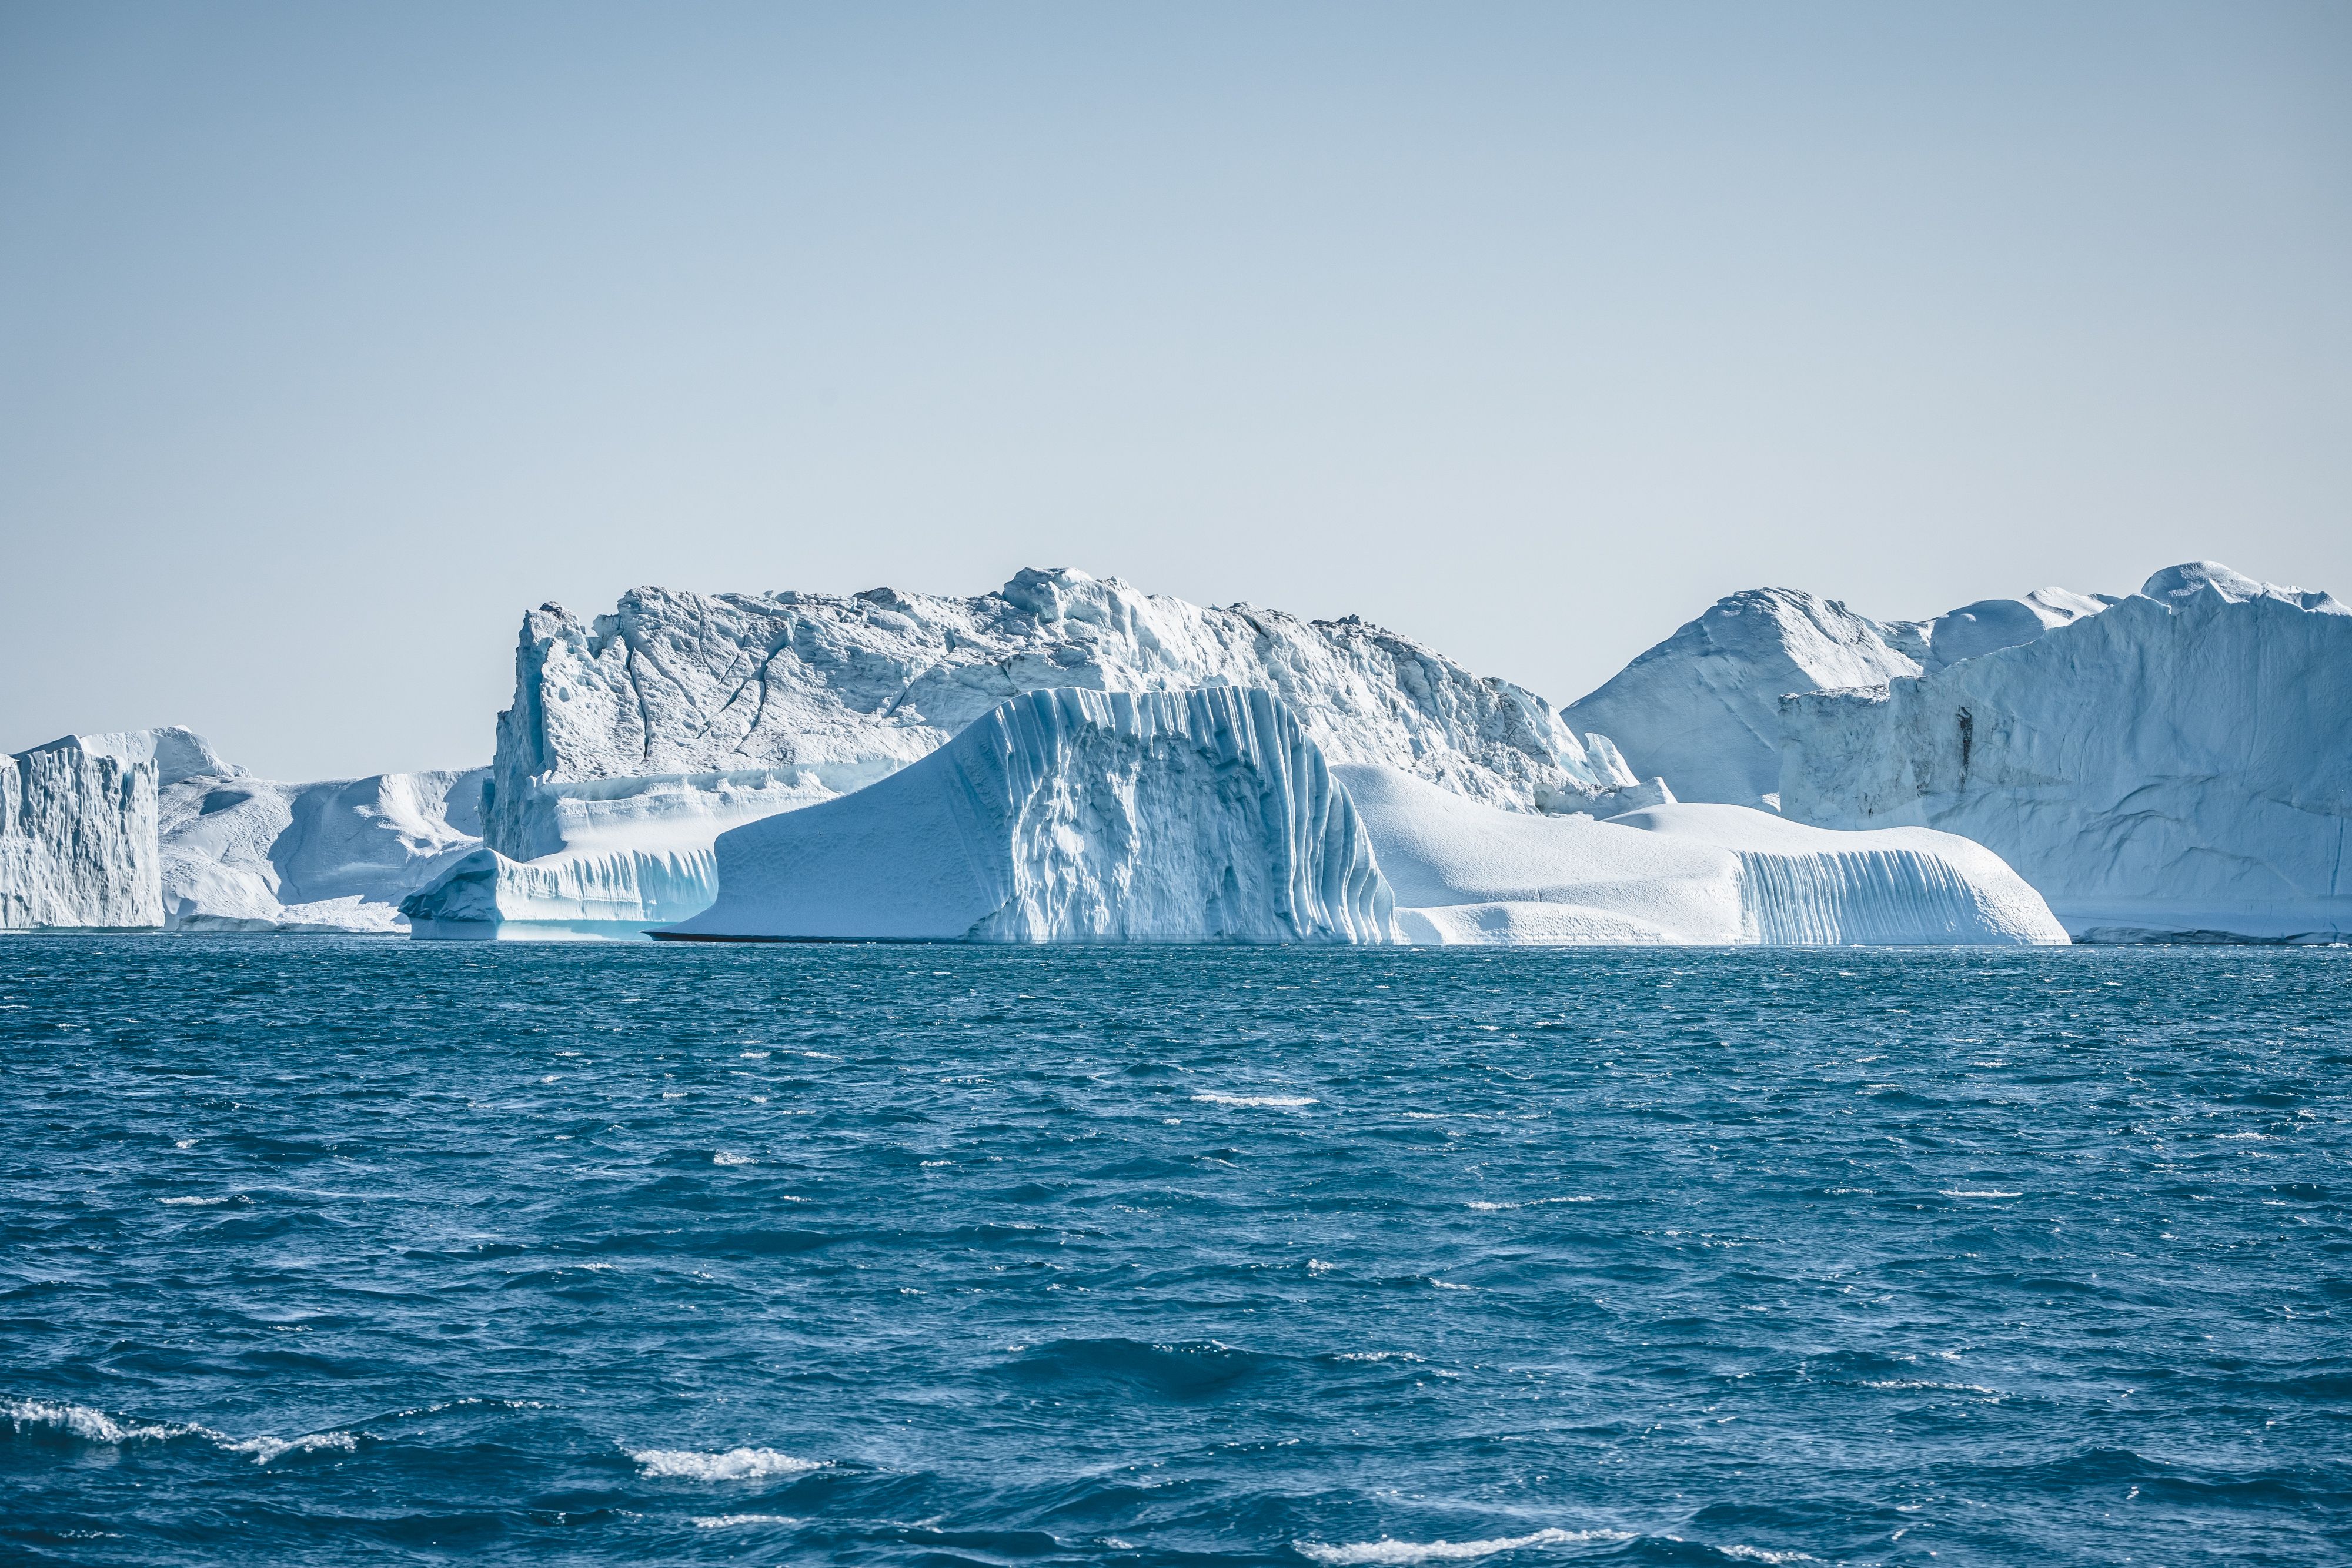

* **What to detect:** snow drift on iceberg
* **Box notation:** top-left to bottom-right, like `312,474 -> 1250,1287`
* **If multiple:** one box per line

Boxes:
1,735 -> 162,929
657,686 -> 1391,944
156,746 -> 488,934
1337,765 -> 2066,946
1780,563 -> 2351,942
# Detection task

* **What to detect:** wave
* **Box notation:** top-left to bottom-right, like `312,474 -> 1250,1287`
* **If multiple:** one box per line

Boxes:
693,1513 -> 803,1529
4,1397 -> 194,1446
631,1446 -> 826,1482
1295,1527 -> 1633,1564
4,1397 -> 359,1465
1193,1092 -> 1318,1108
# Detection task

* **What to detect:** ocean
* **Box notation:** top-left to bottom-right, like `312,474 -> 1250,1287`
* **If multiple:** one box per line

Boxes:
1,938 -> 2346,1566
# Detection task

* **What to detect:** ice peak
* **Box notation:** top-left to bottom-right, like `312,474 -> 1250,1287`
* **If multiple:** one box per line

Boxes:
999,566 -> 1120,623
55,726 -> 239,787
2139,561 -> 2344,613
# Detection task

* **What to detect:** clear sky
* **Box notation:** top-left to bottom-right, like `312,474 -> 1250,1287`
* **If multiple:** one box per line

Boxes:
4,1 -> 2347,780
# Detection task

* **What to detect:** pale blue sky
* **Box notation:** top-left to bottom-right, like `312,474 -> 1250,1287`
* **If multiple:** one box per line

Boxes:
4,2 -> 2347,779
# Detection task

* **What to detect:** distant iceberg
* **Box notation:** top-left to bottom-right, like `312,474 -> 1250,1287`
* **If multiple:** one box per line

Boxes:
157,748 -> 487,934
0,726 -> 486,934
1565,583 -> 2113,810
1781,563 -> 2351,943
657,687 -> 1391,944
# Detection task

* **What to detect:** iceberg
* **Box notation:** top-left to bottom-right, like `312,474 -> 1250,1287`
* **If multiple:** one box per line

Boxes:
425,566 -> 1648,937
1,735 -> 163,930
657,687 -> 1391,944
1339,764 -> 2067,946
1780,563 -> 2352,943
1565,584 -> 2112,808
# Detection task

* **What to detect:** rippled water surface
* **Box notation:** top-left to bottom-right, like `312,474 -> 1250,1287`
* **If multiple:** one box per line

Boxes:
3,938 -> 2348,1566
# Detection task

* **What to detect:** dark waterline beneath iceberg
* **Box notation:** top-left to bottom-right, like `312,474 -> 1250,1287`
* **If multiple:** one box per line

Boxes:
2,938 -> 2346,1566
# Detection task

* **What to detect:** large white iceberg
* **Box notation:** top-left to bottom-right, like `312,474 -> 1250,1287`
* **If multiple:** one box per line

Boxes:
1565,584 -> 2112,808
1781,563 -> 2352,942
422,567 -> 1654,937
1338,764 -> 2066,946
1,734 -> 163,930
658,687 -> 1391,944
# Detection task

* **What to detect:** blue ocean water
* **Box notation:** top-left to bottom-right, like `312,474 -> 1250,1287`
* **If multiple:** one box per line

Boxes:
1,939 -> 2347,1567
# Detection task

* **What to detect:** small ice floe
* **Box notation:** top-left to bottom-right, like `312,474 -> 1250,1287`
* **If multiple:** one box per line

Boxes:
632,1446 -> 825,1482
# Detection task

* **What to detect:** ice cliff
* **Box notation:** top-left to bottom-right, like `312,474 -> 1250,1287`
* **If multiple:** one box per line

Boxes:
1,735 -> 163,929
1566,584 -> 2112,808
1781,563 -> 2352,942
486,567 -> 1646,860
1338,765 -> 2066,946
656,686 -> 1392,944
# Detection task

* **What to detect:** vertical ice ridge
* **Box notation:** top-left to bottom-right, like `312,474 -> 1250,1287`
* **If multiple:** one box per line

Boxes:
0,738 -> 163,929
663,685 -> 1394,944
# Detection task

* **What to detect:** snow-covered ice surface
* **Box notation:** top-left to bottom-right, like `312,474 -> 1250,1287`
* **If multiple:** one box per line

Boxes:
1781,563 -> 2352,943
1,735 -> 162,929
485,567 -> 1641,862
156,746 -> 488,934
1338,765 -> 2066,947
1566,586 -> 2112,808
658,686 -> 1392,944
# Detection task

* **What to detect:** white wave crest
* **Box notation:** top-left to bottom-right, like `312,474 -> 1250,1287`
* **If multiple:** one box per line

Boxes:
158,1196 -> 232,1206
2,1398 -> 193,1445
1465,1196 -> 1599,1211
1716,1548 -> 1823,1564
1295,1527 -> 1633,1564
713,1151 -> 754,1166
693,1514 -> 803,1529
223,1432 -> 360,1463
632,1446 -> 826,1482
2,1398 -> 355,1465
1194,1092 -> 1317,1108
1939,1189 -> 2022,1198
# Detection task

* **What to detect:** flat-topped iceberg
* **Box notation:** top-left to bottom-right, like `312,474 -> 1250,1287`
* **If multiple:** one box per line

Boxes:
1339,765 -> 2066,946
659,686 -> 1391,944
1782,563 -> 2351,942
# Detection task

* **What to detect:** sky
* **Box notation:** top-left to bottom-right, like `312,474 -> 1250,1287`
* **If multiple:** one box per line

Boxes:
2,2 -> 2347,780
